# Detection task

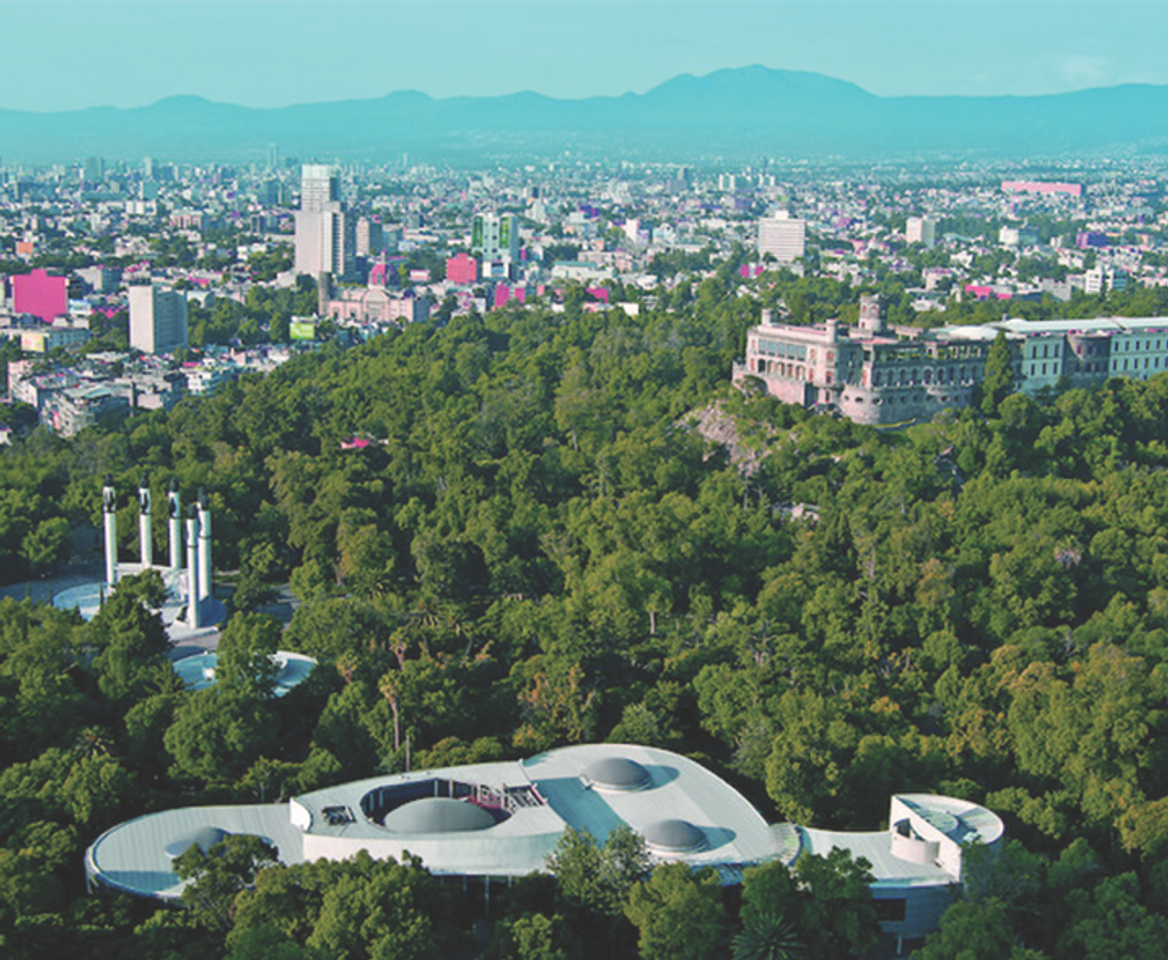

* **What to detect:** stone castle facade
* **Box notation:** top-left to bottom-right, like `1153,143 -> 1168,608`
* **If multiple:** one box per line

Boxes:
733,295 -> 1168,426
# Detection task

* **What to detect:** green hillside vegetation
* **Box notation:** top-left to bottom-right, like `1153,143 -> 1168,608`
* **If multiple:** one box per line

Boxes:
4,273 -> 1168,957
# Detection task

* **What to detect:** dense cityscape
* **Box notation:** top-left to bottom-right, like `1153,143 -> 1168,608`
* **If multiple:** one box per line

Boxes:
6,6 -> 1168,956
5,155 -> 1168,438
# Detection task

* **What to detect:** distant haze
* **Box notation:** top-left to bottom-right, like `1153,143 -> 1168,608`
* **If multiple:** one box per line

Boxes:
2,1 -> 1168,112
3,66 -> 1168,165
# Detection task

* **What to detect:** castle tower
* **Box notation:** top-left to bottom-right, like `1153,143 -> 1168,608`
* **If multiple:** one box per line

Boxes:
858,294 -> 885,336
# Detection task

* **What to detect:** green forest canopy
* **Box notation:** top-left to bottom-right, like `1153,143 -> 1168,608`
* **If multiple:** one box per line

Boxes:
4,272 -> 1168,957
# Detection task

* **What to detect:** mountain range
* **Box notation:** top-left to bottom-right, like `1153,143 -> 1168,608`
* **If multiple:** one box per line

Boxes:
3,66 -> 1168,166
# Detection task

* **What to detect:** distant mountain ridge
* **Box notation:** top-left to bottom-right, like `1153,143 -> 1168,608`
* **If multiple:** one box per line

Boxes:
2,66 -> 1167,165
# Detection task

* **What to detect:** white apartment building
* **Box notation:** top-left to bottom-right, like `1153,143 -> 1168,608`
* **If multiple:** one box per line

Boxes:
757,212 -> 806,263
906,216 -> 937,248
129,285 -> 188,355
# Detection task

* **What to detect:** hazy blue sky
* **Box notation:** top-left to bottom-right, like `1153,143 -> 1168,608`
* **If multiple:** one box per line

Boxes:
4,1 -> 1168,111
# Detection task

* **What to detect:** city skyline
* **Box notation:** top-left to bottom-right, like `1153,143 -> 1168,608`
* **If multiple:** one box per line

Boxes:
4,1 -> 1168,113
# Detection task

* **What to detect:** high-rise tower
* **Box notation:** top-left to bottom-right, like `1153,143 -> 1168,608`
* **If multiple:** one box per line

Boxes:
295,164 -> 354,281
299,164 -> 340,210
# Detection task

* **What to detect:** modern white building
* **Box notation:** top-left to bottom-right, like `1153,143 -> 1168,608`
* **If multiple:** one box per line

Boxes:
798,794 -> 1003,951
472,213 -> 520,277
757,212 -> 806,263
299,164 -> 340,210
129,285 -> 188,355
295,164 -> 354,281
906,216 -> 937,248
85,743 -> 1001,947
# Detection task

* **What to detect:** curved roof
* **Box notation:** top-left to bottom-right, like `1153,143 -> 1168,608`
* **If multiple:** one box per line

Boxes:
643,818 -> 706,853
585,756 -> 651,792
85,745 -> 868,899
382,797 -> 497,834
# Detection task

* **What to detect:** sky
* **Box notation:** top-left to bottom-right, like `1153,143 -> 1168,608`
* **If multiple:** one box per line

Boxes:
4,0 -> 1168,112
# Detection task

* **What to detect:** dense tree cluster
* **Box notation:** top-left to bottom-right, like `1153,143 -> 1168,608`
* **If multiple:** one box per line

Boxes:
3,270 -> 1168,956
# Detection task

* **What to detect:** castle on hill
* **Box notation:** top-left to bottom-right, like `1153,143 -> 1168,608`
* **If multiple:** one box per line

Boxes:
734,295 -> 1168,425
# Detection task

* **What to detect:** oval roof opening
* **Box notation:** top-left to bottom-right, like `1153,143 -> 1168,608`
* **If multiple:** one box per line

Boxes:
164,826 -> 230,859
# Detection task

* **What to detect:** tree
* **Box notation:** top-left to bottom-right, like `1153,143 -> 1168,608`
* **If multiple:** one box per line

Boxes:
916,898 -> 1045,960
175,834 -> 279,934
981,331 -> 1016,417
496,912 -> 572,960
733,907 -> 805,960
89,571 -> 171,706
164,687 -> 279,787
216,612 -> 282,698
623,862 -> 727,960
739,853 -> 878,960
791,846 -> 878,959
302,851 -> 454,960
547,826 -> 650,918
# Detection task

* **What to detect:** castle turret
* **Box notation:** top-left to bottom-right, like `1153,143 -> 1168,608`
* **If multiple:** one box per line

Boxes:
858,294 -> 885,335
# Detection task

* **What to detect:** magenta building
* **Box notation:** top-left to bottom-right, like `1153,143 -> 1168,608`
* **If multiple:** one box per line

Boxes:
446,253 -> 479,285
13,268 -> 68,322
1001,180 -> 1084,198
493,284 -> 527,308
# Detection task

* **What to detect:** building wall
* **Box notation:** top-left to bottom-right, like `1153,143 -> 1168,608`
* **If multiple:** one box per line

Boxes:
739,304 -> 1168,424
1001,180 -> 1083,198
472,214 -> 519,264
906,217 -> 936,248
447,253 -> 479,285
12,269 -> 68,322
1110,331 -> 1168,380
300,164 -> 340,211
295,207 -> 355,280
757,214 -> 806,262
129,286 -> 188,355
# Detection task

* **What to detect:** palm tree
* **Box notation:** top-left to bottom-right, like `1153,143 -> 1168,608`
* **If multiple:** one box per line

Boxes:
733,907 -> 805,960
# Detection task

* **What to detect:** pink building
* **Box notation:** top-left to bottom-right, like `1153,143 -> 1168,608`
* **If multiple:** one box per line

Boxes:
1001,180 -> 1083,198
964,284 -> 1012,301
325,287 -> 431,324
446,253 -> 479,285
494,285 -> 527,308
13,268 -> 68,322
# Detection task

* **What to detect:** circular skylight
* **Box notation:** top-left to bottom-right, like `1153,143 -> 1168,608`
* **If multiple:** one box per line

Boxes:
642,819 -> 706,854
585,756 -> 652,792
382,797 -> 498,834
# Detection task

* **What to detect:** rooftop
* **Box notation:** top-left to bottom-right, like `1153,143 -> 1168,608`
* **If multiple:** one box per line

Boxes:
85,748 -> 1002,915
